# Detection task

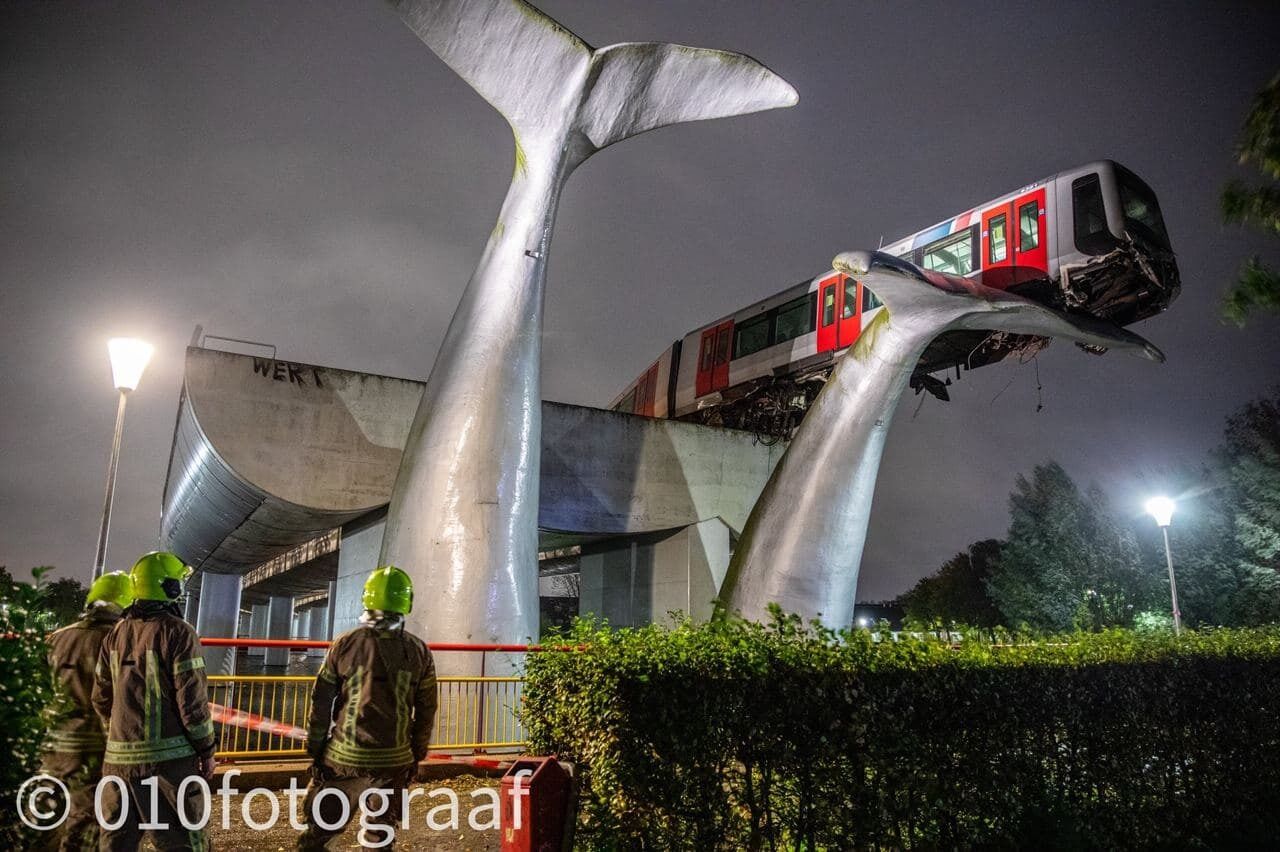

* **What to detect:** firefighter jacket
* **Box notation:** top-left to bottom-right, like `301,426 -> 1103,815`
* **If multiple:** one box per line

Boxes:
306,622 -> 438,771
92,601 -> 216,767
42,606 -> 120,756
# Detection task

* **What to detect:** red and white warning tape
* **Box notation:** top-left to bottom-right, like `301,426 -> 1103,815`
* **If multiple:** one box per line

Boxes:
208,702 -> 517,769
210,702 -> 307,740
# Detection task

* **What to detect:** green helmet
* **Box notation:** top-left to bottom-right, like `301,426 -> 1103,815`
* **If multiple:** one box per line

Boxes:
129,551 -> 192,601
362,565 -> 413,615
87,571 -> 135,609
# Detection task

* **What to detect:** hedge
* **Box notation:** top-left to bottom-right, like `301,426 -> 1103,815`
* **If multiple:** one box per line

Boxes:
522,614 -> 1280,850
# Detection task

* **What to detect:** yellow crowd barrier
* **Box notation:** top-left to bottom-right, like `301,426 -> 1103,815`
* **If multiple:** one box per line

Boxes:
207,675 -> 525,760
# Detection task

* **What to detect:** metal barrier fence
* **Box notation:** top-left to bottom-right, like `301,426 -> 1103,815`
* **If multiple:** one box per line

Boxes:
202,639 -> 529,761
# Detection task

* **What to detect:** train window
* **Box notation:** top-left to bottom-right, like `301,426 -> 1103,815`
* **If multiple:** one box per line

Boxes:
733,314 -> 771,359
774,293 -> 813,343
700,335 -> 715,371
1072,174 -> 1116,255
923,230 -> 975,276
862,285 -> 882,312
822,286 -> 836,326
988,214 -> 1008,263
842,277 -> 858,319
1019,201 -> 1039,252
1116,168 -> 1171,250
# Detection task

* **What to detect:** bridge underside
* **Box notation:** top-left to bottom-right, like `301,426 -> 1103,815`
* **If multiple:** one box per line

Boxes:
164,346 -> 784,638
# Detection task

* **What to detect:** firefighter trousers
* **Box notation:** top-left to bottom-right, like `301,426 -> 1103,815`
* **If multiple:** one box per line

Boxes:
36,751 -> 102,852
97,757 -> 209,852
297,763 -> 416,851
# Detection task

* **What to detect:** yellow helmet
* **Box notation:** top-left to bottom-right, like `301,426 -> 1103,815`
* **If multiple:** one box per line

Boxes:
87,571 -> 135,610
129,551 -> 192,601
362,565 -> 413,615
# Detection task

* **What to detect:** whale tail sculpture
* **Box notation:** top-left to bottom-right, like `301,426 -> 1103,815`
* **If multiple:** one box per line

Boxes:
391,0 -> 798,160
380,0 -> 796,666
717,250 -> 1164,629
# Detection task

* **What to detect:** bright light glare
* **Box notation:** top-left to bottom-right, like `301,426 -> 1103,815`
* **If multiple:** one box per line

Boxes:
857,616 -> 870,628
108,338 -> 154,391
1145,496 -> 1175,527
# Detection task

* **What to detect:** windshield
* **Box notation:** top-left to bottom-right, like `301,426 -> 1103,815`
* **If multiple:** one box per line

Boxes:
1116,168 -> 1170,251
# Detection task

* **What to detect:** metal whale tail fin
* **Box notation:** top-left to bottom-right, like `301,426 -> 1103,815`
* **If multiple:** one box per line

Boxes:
581,42 -> 798,151
833,250 -> 1165,363
389,0 -> 796,152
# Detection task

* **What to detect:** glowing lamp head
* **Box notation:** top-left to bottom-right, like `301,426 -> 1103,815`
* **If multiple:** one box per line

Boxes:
108,338 -> 154,391
1145,496 -> 1176,528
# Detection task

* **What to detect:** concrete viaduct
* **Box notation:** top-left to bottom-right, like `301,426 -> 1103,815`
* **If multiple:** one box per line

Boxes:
164,345 -> 784,672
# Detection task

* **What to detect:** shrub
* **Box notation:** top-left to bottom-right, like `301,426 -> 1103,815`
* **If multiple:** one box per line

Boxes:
523,614 -> 1280,850
0,568 -> 64,844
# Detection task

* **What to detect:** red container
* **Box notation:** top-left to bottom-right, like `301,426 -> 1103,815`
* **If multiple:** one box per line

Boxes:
499,756 -> 572,852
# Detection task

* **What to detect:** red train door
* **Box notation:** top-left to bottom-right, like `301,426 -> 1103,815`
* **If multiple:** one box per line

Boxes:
816,275 -> 840,352
711,321 -> 732,391
1012,187 -> 1048,283
981,202 -> 1016,289
837,274 -> 860,348
696,322 -> 733,396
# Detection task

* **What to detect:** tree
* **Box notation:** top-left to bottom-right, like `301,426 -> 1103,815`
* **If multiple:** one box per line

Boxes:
985,462 -> 1161,632
1214,389 -> 1280,623
1221,72 -> 1280,325
899,540 -> 1004,627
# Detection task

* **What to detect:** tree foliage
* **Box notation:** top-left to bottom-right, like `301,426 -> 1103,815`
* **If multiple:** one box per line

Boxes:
1222,72 -> 1280,324
899,539 -> 1003,628
985,462 -> 1160,632
0,567 -> 69,845
1214,389 -> 1280,623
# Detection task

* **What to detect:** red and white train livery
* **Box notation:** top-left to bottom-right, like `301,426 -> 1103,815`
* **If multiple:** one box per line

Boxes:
610,160 -> 1179,436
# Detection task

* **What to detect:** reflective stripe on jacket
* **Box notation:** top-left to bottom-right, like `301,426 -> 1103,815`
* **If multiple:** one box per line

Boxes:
307,624 -> 437,771
92,602 -> 216,767
42,608 -> 119,755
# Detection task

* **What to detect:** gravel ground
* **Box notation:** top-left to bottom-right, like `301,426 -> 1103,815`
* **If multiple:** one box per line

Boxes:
140,774 -> 502,851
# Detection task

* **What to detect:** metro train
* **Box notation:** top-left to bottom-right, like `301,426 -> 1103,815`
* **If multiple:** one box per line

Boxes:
610,160 -> 1180,437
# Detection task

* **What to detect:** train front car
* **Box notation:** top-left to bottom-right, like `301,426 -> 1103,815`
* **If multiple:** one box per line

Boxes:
608,160 -> 1180,438
1056,160 -> 1180,327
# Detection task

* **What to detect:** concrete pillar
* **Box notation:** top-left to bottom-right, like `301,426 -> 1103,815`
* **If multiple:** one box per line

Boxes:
292,612 -> 303,639
578,519 -> 732,628
264,596 -> 294,667
326,581 -> 338,640
333,519 -> 384,636
194,573 -> 241,675
307,606 -> 329,658
237,610 -> 251,637
247,604 -> 268,658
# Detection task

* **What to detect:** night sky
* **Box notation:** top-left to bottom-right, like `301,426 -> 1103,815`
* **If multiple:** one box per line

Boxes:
2,1 -> 1277,602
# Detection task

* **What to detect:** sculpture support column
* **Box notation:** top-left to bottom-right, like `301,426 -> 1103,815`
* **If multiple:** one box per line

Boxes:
378,0 -> 796,671
721,251 -> 1164,628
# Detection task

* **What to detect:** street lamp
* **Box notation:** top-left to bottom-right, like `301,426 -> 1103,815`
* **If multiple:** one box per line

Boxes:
1144,496 -> 1181,634
93,338 -> 154,577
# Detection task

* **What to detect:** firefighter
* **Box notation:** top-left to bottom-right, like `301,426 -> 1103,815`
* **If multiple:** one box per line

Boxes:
298,566 -> 438,851
36,571 -> 134,852
92,551 -> 216,851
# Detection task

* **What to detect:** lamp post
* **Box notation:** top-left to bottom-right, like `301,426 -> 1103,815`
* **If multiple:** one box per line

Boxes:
93,338 -> 153,578
1144,496 -> 1181,635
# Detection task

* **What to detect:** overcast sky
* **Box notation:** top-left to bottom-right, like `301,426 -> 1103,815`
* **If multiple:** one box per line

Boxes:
2,1 -> 1277,601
